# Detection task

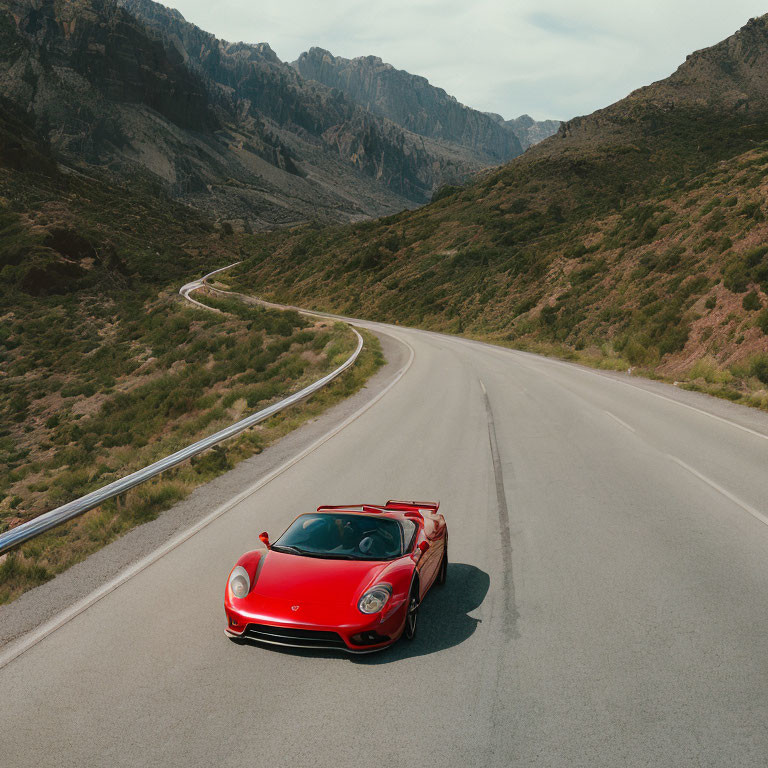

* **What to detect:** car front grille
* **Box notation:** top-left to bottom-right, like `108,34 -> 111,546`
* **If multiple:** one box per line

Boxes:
243,622 -> 347,649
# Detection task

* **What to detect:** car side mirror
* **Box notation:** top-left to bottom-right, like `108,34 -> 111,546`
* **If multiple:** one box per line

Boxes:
259,531 -> 270,548
418,541 -> 430,553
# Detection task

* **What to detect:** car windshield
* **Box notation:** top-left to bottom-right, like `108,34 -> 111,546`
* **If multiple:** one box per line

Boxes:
272,513 -> 406,560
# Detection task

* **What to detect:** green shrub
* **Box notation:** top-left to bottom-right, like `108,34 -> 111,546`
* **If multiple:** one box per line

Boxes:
738,201 -> 764,219
743,291 -> 762,311
190,447 -> 231,477
60,381 -> 96,398
751,354 -> 768,385
745,246 -> 768,266
0,553 -> 21,580
622,338 -> 655,366
723,260 -> 749,293
705,209 -> 726,232
431,185 -> 462,203
717,236 -> 732,253
688,357 -> 731,384
513,295 -> 539,316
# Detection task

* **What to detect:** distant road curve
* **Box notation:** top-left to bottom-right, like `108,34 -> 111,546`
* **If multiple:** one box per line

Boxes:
0,263 -> 361,556
179,261 -> 242,311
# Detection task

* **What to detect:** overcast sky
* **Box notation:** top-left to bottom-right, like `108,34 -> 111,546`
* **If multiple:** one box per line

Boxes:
165,1 -> 767,121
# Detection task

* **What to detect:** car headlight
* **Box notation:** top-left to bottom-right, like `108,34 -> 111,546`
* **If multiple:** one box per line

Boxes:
228,566 -> 250,599
358,584 -> 392,614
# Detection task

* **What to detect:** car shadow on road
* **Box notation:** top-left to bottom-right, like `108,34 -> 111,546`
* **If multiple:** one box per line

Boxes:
228,563 -> 489,662
353,562 -> 489,664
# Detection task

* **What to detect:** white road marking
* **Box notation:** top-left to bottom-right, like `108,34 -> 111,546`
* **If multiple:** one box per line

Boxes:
498,347 -> 768,444
604,410 -> 636,433
668,455 -> 768,529
0,335 -> 415,670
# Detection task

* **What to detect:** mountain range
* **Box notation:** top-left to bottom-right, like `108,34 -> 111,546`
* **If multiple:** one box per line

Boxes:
292,48 -> 558,161
486,113 -> 562,151
227,15 -> 768,404
1,1 -> 766,408
0,0 -> 557,229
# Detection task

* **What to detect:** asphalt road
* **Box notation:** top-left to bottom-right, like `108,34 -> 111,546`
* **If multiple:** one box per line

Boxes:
2,320 -> 768,767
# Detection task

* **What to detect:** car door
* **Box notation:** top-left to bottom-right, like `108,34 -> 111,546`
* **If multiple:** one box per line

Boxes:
416,515 -> 443,594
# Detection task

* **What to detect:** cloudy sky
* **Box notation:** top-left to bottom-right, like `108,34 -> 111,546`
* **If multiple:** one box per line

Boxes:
166,1 -> 767,121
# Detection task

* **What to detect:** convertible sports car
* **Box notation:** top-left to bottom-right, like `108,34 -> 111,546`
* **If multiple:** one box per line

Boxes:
224,500 -> 447,652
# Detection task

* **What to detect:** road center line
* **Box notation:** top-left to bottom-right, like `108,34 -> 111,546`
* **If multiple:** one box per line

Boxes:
668,455 -> 768,529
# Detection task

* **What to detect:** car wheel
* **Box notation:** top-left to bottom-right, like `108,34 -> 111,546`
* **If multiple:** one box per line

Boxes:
437,546 -> 448,586
404,584 -> 419,641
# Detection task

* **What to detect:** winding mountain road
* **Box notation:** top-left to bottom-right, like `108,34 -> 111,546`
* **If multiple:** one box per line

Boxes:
2,316 -> 768,767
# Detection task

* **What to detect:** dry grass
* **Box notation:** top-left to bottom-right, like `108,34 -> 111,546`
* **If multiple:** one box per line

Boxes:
0,312 -> 383,604
228,142 -> 768,412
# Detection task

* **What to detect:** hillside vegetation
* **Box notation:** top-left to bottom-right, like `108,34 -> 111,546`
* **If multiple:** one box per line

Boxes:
229,16 -> 768,409
0,105 -> 382,602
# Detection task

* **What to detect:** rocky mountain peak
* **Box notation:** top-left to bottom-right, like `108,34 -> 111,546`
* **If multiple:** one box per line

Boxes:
250,41 -> 279,62
529,12 -> 768,163
294,46 -> 523,163
295,47 -> 561,157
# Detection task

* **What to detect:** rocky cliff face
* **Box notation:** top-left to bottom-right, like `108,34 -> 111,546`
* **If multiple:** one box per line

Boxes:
0,0 -> 493,228
294,47 -> 525,164
121,0 -> 481,203
0,0 -> 217,152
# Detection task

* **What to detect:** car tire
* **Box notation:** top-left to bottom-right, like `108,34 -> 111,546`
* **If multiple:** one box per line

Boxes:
437,545 -> 448,586
404,583 -> 419,641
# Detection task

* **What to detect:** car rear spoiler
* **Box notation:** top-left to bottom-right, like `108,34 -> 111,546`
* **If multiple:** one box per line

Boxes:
315,501 -> 440,514
315,504 -> 393,514
385,500 -> 440,513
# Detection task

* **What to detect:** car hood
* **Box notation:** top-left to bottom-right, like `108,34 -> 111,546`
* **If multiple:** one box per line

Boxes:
253,550 -> 389,605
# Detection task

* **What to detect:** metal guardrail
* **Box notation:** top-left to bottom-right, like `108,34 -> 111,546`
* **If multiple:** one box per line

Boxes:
179,262 -> 241,311
0,266 -> 364,555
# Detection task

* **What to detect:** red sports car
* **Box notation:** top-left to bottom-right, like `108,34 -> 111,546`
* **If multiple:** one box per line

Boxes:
224,500 -> 447,652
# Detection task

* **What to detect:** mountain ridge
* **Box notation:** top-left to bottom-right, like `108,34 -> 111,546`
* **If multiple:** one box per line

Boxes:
293,46 -> 560,160
292,47 -> 521,162
0,0 -> 512,228
228,14 -> 768,407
